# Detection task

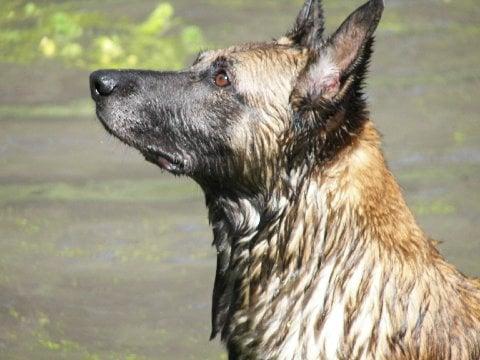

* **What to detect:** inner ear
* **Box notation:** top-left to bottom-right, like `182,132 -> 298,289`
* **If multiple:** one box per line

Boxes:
301,54 -> 341,100
293,0 -> 384,102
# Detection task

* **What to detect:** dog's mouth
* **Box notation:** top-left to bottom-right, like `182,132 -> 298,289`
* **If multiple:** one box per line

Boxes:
143,145 -> 186,175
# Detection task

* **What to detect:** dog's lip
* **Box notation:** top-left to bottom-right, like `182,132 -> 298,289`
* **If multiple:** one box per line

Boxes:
144,145 -> 185,174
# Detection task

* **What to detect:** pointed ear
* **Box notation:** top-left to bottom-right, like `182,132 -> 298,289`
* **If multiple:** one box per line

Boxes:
294,0 -> 384,101
287,0 -> 325,48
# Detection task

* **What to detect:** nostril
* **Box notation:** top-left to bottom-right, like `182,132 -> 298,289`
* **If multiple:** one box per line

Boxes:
94,76 -> 117,97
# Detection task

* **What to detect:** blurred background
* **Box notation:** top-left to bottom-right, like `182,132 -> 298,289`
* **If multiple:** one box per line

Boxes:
0,0 -> 479,359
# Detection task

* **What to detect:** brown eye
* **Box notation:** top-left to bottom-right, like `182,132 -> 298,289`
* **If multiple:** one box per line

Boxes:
214,70 -> 230,87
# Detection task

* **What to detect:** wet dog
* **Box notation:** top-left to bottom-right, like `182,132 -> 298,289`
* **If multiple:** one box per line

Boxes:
90,0 -> 480,358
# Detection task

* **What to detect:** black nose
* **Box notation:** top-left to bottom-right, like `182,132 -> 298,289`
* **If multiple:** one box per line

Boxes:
90,70 -> 119,99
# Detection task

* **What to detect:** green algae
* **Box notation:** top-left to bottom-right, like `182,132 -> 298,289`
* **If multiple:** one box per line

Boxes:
0,1 -> 205,70
0,179 -> 201,204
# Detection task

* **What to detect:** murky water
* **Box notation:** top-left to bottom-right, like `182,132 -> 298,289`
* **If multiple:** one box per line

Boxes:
0,0 -> 479,359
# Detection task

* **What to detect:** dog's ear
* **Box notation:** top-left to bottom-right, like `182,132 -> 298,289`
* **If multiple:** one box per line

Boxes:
293,0 -> 384,103
287,0 -> 325,48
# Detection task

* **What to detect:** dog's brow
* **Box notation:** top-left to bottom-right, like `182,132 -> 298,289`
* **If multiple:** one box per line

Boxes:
213,56 -> 230,69
193,50 -> 208,65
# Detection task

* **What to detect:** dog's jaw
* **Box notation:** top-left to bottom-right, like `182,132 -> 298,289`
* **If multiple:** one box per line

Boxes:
143,145 -> 187,175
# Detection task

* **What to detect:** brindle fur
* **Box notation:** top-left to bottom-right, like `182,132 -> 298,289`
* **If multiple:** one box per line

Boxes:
90,0 -> 480,358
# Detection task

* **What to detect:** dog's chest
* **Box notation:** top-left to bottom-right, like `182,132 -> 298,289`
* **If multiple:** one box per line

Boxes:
230,256 -> 387,360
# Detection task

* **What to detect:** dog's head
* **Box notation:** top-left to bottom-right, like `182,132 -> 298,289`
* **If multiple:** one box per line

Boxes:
90,0 -> 384,191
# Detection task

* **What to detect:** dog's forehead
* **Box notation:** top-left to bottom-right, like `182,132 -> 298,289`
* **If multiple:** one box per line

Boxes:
196,42 -> 308,69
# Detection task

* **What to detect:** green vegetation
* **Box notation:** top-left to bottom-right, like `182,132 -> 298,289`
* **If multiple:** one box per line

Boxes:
0,1 -> 205,70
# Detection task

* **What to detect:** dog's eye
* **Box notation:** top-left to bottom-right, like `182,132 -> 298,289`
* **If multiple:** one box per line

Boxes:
214,70 -> 230,88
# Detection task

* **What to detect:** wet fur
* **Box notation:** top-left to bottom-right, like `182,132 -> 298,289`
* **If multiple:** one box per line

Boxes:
91,0 -> 480,358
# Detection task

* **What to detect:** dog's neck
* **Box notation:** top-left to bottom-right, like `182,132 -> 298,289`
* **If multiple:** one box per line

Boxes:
205,121 -> 480,359
206,121 -> 422,337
